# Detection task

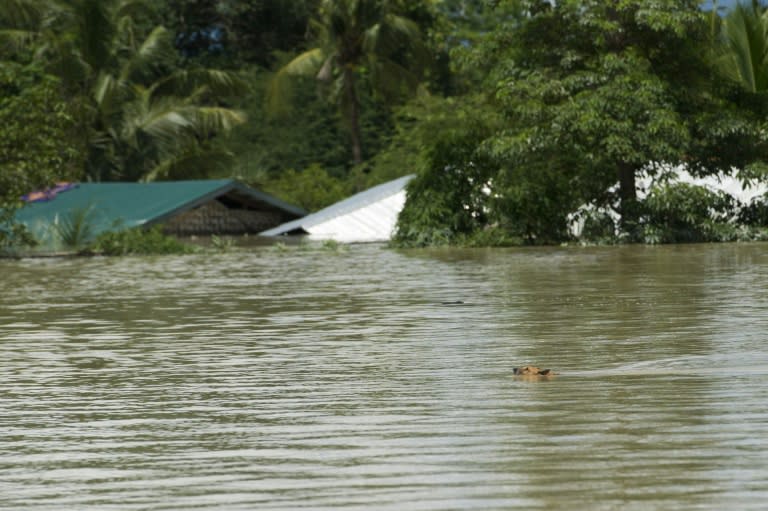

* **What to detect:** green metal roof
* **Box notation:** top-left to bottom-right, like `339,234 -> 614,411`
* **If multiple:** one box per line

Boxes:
15,179 -> 306,239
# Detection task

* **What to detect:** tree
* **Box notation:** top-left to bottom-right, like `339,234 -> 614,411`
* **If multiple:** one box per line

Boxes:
159,0 -> 320,67
0,62 -> 84,250
392,97 -> 500,247
0,0 -> 247,181
482,0 -> 768,235
394,0 -> 768,245
269,0 -> 430,165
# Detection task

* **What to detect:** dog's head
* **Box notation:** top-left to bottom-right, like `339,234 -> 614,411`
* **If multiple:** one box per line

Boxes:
513,366 -> 554,376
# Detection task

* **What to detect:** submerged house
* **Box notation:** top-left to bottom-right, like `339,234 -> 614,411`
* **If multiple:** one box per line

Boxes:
16,180 -> 306,239
260,174 -> 414,243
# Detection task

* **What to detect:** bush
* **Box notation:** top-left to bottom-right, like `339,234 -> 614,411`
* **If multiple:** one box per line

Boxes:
393,127 -> 494,247
640,183 -> 739,243
578,208 -> 618,244
262,164 -> 350,212
51,205 -> 96,250
458,225 -> 525,247
91,226 -> 196,255
739,194 -> 768,226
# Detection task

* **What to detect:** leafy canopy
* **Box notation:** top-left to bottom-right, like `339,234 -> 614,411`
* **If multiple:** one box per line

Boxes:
0,62 -> 84,251
269,0 -> 430,164
395,0 -> 768,246
0,0 -> 248,182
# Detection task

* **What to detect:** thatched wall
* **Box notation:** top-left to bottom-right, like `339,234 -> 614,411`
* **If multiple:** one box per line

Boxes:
163,200 -> 284,235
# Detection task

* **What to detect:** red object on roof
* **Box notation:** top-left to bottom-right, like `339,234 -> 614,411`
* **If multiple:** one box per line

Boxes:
21,182 -> 78,203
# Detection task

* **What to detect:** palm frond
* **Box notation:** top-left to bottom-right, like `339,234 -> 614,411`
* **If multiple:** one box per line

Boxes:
118,90 -> 190,151
367,58 -> 421,101
0,28 -> 39,51
153,68 -> 249,98
279,48 -> 327,77
73,0 -> 115,71
45,39 -> 92,88
141,147 -> 235,182
112,0 -> 155,23
185,106 -> 246,135
93,72 -> 123,114
268,48 -> 328,115
0,0 -> 46,53
92,72 -> 140,132
139,109 -> 193,148
364,14 -> 419,55
718,2 -> 768,92
120,25 -> 174,82
0,0 -> 44,31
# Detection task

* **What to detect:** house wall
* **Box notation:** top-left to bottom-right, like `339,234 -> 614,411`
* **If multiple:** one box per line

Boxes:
163,200 -> 284,236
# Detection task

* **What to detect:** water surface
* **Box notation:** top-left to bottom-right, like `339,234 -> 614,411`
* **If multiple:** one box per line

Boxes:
2,243 -> 768,510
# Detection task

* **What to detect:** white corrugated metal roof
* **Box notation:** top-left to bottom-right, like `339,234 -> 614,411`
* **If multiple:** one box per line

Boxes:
260,174 -> 415,242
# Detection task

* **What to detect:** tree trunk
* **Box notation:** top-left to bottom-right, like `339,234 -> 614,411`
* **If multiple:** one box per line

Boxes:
343,67 -> 363,165
617,162 -> 640,236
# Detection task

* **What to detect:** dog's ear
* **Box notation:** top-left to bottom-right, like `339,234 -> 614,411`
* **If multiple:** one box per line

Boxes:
539,369 -> 551,375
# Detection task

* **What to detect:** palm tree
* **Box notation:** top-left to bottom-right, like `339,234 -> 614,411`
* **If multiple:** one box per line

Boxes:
269,0 -> 429,165
716,0 -> 768,93
0,0 -> 247,181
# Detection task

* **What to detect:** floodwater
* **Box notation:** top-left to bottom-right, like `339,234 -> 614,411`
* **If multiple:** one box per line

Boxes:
1,242 -> 768,510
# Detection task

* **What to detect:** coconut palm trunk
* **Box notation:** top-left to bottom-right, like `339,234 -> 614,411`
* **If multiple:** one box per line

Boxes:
343,66 -> 364,164
268,0 -> 428,166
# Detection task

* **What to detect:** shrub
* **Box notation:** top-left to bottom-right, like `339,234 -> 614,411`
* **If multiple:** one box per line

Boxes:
51,206 -> 96,250
91,226 -> 196,255
640,183 -> 739,243
263,164 -> 349,212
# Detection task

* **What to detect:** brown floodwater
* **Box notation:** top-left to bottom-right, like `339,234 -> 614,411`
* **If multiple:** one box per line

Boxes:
1,242 -> 767,510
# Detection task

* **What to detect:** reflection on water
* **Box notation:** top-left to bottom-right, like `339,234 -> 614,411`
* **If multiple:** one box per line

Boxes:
2,243 -> 768,510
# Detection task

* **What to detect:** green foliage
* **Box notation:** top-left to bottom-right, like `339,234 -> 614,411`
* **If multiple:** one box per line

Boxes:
269,0 -> 430,164
262,163 -> 350,212
577,208 -> 619,244
395,0 -> 768,247
270,241 -> 289,252
491,155 -> 581,244
640,182 -> 740,244
158,0 -> 319,68
210,234 -> 235,252
393,120 -> 494,247
456,225 -> 526,248
221,68 -> 352,181
571,180 -> 768,245
391,90 -> 579,247
51,205 -> 96,250
0,61 -> 84,251
715,1 -> 768,93
0,0 -> 247,182
358,94 -> 484,189
740,193 -> 768,225
92,225 -> 196,255
321,238 -> 347,252
483,1 -> 712,222
6,0 -> 768,250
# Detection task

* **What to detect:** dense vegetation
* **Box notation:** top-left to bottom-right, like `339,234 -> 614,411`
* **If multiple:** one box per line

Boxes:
4,0 -> 768,250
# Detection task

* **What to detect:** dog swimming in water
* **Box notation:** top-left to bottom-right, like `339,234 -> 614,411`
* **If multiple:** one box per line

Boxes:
513,365 -> 556,377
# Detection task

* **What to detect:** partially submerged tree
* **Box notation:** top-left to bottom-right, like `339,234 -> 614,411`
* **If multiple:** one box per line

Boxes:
0,62 -> 84,251
396,0 -> 768,245
269,0 -> 430,165
488,1 -> 716,235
